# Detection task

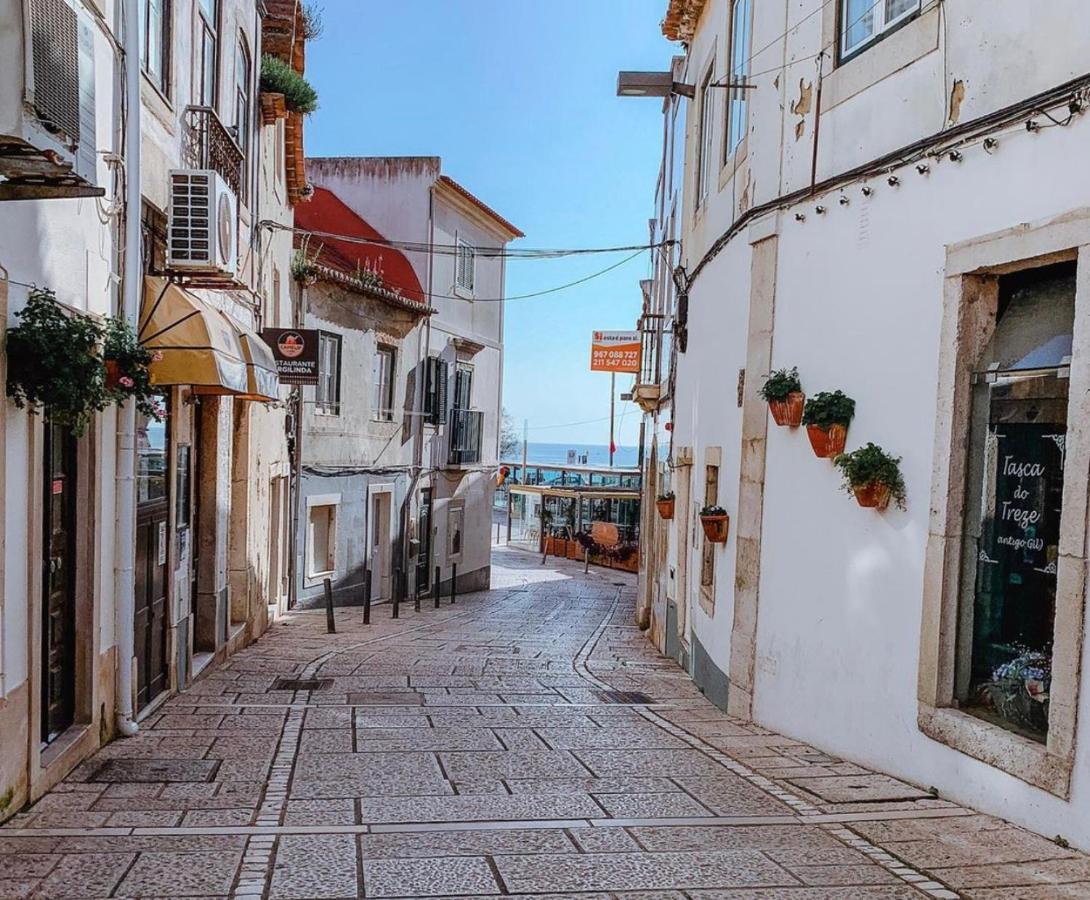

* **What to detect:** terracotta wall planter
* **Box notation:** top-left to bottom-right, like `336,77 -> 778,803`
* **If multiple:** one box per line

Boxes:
806,423 -> 847,458
656,498 -> 675,520
104,359 -> 121,390
700,514 -> 730,544
768,391 -> 805,427
853,482 -> 892,510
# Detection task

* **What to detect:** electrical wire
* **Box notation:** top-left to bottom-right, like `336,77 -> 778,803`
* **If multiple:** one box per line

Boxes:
261,220 -> 672,260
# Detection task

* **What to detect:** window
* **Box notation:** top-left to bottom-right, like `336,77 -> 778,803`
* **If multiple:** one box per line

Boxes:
956,263 -> 1076,744
700,463 -> 719,591
234,36 -> 251,159
140,0 -> 170,95
696,66 -> 715,206
424,356 -> 448,425
316,331 -> 341,414
455,239 -> 475,294
448,504 -> 464,559
725,0 -> 751,160
372,345 -> 396,421
453,363 -> 473,411
197,0 -> 218,108
307,503 -> 336,576
136,395 -> 169,504
841,0 -> 920,59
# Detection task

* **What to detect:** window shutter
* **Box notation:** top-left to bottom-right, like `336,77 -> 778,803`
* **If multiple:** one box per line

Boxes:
436,360 -> 449,425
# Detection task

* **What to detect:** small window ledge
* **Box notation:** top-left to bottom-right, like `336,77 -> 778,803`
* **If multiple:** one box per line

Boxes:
919,704 -> 1072,798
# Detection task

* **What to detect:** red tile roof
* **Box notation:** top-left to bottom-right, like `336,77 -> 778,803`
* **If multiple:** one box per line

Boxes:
436,175 -> 524,240
294,187 -> 431,314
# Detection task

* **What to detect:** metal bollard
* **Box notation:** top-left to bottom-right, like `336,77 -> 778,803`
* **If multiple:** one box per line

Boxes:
323,578 -> 336,634
392,565 -> 400,619
363,570 -> 371,625
584,547 -> 590,574
414,576 -> 421,612
450,564 -> 457,605
434,566 -> 441,609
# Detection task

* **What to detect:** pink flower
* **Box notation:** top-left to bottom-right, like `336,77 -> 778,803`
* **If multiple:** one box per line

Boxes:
119,376 -> 134,388
152,351 -> 164,362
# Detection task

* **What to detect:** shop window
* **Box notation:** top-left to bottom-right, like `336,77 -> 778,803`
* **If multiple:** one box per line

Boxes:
307,503 -> 336,577
701,463 -> 719,593
956,262 -> 1075,742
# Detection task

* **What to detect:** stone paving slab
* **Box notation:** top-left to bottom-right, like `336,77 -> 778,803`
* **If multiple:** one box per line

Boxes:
4,547 -> 1090,897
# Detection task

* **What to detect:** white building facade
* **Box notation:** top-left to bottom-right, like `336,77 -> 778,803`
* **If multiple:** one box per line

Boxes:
0,0 -> 305,817
643,0 -> 1090,848
295,158 -> 520,606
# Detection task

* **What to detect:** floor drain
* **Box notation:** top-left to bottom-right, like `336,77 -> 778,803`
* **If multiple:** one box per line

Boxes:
593,690 -> 655,705
273,677 -> 332,691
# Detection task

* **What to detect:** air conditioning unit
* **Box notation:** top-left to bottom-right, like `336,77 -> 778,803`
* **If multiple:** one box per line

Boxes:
0,0 -> 99,197
167,170 -> 239,277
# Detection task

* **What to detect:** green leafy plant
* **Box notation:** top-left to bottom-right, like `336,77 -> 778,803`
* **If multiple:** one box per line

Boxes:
700,505 -> 727,517
802,390 -> 855,428
103,317 -> 163,421
657,491 -> 675,502
260,54 -> 319,115
5,288 -> 108,435
834,443 -> 907,509
290,247 -> 318,283
758,366 -> 802,402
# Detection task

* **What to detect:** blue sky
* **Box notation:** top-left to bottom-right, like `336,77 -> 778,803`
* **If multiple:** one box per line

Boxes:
305,1 -> 678,448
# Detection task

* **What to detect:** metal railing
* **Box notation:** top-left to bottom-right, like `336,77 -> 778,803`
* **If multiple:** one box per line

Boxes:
182,106 -> 245,202
448,409 -> 484,466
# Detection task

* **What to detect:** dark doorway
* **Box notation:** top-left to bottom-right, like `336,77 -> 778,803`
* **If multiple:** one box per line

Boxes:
135,398 -> 170,711
41,421 -> 77,744
416,488 -> 432,594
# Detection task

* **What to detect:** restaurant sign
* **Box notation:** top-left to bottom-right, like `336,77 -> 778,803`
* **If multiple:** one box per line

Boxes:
590,330 -> 640,373
261,328 -> 320,385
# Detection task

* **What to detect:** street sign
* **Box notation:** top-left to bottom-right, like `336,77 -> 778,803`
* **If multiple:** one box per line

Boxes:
590,330 -> 640,373
261,328 -> 321,385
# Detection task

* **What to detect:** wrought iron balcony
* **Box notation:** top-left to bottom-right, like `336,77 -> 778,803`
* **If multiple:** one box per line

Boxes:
181,106 -> 245,202
448,409 -> 484,467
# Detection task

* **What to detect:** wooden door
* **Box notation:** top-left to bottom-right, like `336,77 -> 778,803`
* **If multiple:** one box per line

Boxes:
41,421 -> 77,744
415,489 -> 432,593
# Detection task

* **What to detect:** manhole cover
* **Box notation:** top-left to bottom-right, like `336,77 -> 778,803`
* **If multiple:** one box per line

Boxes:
273,677 -> 332,691
90,758 -> 220,783
593,690 -> 655,705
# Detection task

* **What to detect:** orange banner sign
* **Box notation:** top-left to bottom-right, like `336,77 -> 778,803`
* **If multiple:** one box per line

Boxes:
590,330 -> 641,373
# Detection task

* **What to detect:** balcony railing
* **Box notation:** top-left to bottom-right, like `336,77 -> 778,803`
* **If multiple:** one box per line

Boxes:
182,106 -> 245,202
448,409 -> 484,466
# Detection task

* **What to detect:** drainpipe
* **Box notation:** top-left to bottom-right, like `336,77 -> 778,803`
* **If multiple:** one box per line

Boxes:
114,0 -> 142,737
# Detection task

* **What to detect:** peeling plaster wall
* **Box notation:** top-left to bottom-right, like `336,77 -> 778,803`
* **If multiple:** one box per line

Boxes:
669,0 -> 1090,847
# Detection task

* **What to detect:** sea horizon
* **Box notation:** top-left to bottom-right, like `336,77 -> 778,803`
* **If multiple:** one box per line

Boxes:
505,441 -> 640,469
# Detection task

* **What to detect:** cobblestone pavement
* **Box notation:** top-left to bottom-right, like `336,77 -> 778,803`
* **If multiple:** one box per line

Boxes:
3,547 -> 1090,898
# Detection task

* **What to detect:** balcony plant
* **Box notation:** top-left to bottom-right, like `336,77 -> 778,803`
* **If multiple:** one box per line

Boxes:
260,54 -> 319,115
103,317 -> 164,421
802,390 -> 855,458
5,288 -> 109,435
833,443 -> 906,511
759,366 -> 804,427
655,491 -> 675,520
699,505 -> 729,543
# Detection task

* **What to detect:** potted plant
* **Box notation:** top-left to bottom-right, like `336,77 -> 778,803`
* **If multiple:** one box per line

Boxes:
103,317 -> 164,420
656,491 -> 675,519
699,505 -> 729,543
5,288 -> 109,435
802,390 -> 855,458
833,443 -> 906,511
759,366 -> 804,427
260,54 -> 319,115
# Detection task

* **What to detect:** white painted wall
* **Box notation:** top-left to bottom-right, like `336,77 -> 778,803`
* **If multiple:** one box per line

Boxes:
664,0 -> 1090,848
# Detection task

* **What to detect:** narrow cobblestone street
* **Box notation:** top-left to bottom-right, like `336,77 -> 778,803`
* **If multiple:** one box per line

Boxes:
2,547 -> 1089,898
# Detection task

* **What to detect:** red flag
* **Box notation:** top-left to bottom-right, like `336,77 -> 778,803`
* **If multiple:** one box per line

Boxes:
610,440 -> 617,454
